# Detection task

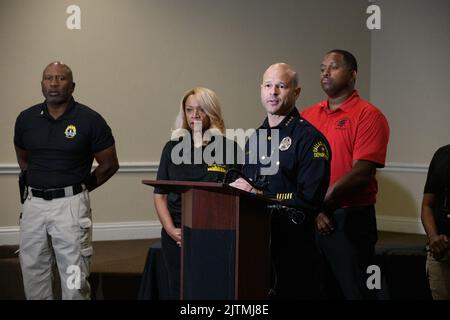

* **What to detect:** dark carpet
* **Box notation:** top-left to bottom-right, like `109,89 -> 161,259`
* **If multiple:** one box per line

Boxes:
0,232 -> 429,300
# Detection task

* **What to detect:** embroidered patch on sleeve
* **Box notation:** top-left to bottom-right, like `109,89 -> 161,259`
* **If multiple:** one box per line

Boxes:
312,141 -> 329,160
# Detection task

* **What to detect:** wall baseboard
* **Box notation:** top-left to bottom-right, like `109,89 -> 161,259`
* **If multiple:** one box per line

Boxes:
0,220 -> 162,245
376,215 -> 425,235
0,216 -> 425,245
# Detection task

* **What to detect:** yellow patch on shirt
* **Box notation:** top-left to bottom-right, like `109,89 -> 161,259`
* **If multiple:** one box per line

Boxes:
64,124 -> 77,139
207,164 -> 226,173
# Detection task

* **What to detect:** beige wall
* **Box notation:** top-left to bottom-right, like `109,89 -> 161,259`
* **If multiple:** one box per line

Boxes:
0,0 -> 371,232
6,1 -> 448,236
371,0 -> 450,230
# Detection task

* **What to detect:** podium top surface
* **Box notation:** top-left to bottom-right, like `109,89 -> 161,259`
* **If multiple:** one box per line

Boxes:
143,180 -> 225,190
142,180 -> 275,203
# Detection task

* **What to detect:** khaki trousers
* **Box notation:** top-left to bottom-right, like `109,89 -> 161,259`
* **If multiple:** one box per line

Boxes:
19,188 -> 93,300
426,251 -> 450,300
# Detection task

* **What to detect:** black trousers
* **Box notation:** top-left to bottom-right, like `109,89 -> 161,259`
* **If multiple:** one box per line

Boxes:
160,228 -> 181,300
316,206 -> 378,300
270,213 -> 321,299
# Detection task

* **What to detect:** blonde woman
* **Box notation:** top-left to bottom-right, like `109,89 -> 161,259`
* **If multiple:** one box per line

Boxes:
153,87 -> 239,299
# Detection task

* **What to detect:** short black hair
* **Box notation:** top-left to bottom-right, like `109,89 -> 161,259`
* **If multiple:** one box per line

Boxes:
327,49 -> 358,73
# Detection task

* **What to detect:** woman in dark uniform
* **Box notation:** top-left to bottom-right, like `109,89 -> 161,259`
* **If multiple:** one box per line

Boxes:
153,87 -> 239,299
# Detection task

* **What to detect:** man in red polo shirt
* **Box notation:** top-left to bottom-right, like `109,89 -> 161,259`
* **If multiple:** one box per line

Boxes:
301,49 -> 389,299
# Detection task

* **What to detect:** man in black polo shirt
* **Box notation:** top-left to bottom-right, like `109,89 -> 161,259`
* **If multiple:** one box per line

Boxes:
14,62 -> 119,300
421,145 -> 450,299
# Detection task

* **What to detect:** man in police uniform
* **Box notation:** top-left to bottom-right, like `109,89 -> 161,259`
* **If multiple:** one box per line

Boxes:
14,62 -> 119,299
230,63 -> 331,299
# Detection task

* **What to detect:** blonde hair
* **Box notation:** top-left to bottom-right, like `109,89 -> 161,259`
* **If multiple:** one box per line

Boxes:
171,87 -> 225,141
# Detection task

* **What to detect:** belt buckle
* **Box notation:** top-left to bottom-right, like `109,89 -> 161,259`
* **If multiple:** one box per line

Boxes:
43,190 -> 53,201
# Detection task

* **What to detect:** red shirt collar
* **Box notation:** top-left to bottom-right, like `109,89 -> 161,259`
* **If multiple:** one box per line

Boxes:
319,90 -> 360,114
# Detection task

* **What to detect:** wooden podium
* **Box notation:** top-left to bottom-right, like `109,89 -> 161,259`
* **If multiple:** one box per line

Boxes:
142,180 -> 272,300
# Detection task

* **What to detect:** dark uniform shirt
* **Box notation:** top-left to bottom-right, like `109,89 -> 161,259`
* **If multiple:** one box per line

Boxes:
14,98 -> 115,189
243,107 -> 331,217
424,144 -> 450,236
154,135 -> 241,227
241,107 -> 331,299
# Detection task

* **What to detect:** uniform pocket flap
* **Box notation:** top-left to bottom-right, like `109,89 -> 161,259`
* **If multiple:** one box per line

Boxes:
80,246 -> 93,257
79,217 -> 92,229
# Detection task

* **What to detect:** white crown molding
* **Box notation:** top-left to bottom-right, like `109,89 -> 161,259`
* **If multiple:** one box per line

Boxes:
115,162 -> 159,173
0,220 -> 162,245
379,163 -> 429,174
0,161 -> 429,175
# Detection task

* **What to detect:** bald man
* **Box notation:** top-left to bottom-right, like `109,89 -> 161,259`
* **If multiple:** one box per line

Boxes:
231,63 -> 331,299
14,62 -> 119,300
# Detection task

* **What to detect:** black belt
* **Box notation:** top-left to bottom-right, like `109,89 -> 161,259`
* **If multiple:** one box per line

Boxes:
267,204 -> 306,225
30,184 -> 83,201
